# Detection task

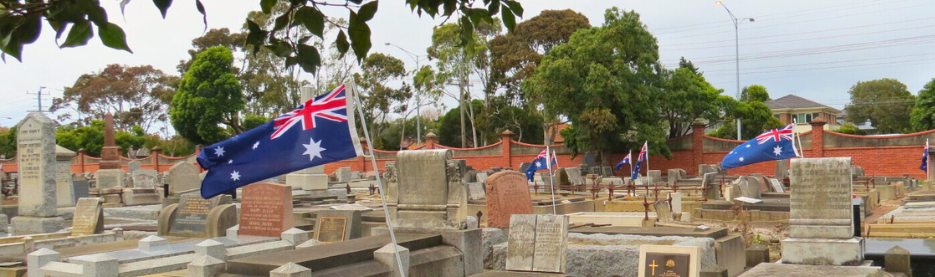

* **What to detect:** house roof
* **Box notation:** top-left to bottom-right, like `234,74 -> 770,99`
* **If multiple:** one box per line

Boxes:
765,95 -> 840,113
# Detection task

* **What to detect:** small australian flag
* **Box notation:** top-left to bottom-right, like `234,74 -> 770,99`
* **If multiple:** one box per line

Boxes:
197,84 -> 364,198
525,149 -> 557,181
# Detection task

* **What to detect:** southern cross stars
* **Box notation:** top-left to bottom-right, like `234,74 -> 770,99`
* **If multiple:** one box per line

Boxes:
303,138 -> 326,161
253,141 -> 259,149
230,171 -> 241,181
214,146 -> 225,157
773,145 -> 783,156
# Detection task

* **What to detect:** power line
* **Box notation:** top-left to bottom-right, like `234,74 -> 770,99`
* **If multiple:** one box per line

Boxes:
700,52 -> 934,74
663,22 -> 935,51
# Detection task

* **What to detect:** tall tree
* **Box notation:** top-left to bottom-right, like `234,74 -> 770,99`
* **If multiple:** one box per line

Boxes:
55,120 -> 150,157
353,52 -> 412,149
170,46 -> 245,145
50,64 -> 178,133
709,85 -> 782,140
489,9 -> 591,103
911,78 -> 935,131
741,85 -> 770,102
523,8 -> 669,161
659,65 -> 728,138
845,78 -> 914,134
0,127 -> 15,158
1,0 -> 523,76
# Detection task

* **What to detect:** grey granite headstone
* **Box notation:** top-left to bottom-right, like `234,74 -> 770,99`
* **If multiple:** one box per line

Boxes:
73,180 -> 90,202
128,161 -> 141,173
132,169 -> 158,189
94,169 -> 125,189
336,167 -> 352,182
467,182 -> 486,201
565,167 -> 583,185
476,172 -> 489,184
740,176 -> 762,199
167,162 -> 199,195
12,112 -> 65,234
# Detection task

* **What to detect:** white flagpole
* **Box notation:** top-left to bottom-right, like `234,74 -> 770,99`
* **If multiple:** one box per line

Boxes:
628,150 -> 633,186
794,119 -> 805,158
645,142 -> 650,177
349,83 -> 407,277
546,143 -> 557,215
927,138 -> 930,180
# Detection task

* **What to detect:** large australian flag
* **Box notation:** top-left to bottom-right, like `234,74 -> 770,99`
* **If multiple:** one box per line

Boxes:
197,84 -> 363,198
721,124 -> 798,170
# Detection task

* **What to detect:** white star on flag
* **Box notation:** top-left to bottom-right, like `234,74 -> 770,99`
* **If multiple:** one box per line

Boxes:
230,171 -> 241,181
745,144 -> 751,148
303,138 -> 326,161
214,146 -> 225,157
739,157 -> 745,162
253,141 -> 259,150
536,161 -> 542,167
773,146 -> 783,156
228,160 -> 233,164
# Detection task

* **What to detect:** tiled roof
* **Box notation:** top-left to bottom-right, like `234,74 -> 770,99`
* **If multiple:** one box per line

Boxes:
765,95 -> 839,113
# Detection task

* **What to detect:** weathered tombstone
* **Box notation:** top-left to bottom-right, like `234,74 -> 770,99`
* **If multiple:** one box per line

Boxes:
739,176 -> 762,199
467,182 -> 486,201
336,167 -> 352,183
781,157 -> 864,265
387,149 -> 467,229
167,162 -> 200,195
538,172 -> 553,187
769,178 -> 785,193
165,194 -> 234,238
776,159 -> 789,180
884,246 -> 911,277
702,173 -> 719,200
518,162 -> 531,173
647,170 -> 663,185
239,183 -> 294,237
132,169 -> 158,189
71,197 -> 104,236
654,200 -> 673,223
601,166 -> 613,177
128,160 -> 141,173
589,166 -> 601,176
670,192 -> 683,214
94,168 -> 125,189
476,172 -> 489,184
565,167 -> 583,185
505,214 -> 569,273
12,112 -> 65,234
55,145 -> 77,207
554,168 -> 569,187
638,245 -> 701,277
314,210 -> 362,243
485,171 -> 533,228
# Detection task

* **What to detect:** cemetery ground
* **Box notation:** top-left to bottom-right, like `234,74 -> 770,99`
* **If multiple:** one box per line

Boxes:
3,112 -> 935,276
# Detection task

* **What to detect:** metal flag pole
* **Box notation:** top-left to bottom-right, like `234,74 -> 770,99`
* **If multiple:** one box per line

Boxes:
645,142 -> 650,177
546,141 -> 557,215
794,119 -> 805,158
349,82 -> 407,277
927,138 -> 930,180
628,150 -> 633,190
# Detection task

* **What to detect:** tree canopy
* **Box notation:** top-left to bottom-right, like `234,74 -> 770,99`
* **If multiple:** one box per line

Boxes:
910,78 -> 935,131
170,46 -> 245,145
1,0 -> 522,76
523,8 -> 668,160
844,78 -> 914,134
50,64 -> 178,133
659,65 -> 727,138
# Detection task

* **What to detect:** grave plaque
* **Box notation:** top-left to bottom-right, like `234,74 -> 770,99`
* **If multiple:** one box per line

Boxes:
239,183 -> 294,237
789,157 -> 853,239
638,245 -> 700,277
485,171 -> 533,228
505,214 -> 537,271
71,198 -> 103,236
315,217 -> 348,243
532,214 -> 569,273
170,195 -> 221,236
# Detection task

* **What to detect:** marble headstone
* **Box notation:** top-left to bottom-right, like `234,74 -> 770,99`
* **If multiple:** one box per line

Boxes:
12,112 -> 65,234
167,162 -> 200,195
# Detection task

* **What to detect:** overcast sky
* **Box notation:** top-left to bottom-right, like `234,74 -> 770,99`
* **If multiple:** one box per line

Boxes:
1,0 -> 933,129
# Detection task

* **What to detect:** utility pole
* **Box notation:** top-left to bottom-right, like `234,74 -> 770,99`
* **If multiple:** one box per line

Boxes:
27,86 -> 49,112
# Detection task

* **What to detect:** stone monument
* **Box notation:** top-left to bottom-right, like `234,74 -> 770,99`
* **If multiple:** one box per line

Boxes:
484,171 -> 533,229
386,149 -> 467,229
95,113 -> 125,189
167,162 -> 200,196
55,145 -> 77,207
71,197 -> 104,236
239,183 -> 294,237
781,157 -> 864,265
505,214 -> 569,273
12,112 -> 65,234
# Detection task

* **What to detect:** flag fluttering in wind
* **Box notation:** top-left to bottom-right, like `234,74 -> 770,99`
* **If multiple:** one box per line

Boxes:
721,124 -> 798,170
631,142 -> 648,180
525,149 -> 557,181
197,84 -> 363,198
615,151 -> 632,171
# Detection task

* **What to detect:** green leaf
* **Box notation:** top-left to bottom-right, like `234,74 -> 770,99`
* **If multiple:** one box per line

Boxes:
296,44 -> 321,72
0,32 -> 22,61
500,4 -> 515,32
152,0 -> 173,18
487,0 -> 500,15
60,20 -> 93,48
85,5 -> 108,27
16,15 -> 42,44
244,20 -> 268,55
297,7 -> 324,38
260,0 -> 276,14
357,1 -> 378,22
335,30 -> 349,55
273,12 -> 290,31
347,12 -> 371,61
503,0 -> 523,17
348,0 -> 363,4
264,38 -> 292,58
49,20 -> 67,41
442,0 -> 456,16
97,22 -> 132,53
195,0 -> 207,29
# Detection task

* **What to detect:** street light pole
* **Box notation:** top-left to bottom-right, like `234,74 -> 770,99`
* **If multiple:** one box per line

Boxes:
716,1 -> 753,140
385,43 -> 424,146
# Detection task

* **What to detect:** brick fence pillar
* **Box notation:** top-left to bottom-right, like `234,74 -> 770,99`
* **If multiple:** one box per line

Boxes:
425,133 -> 437,149
501,130 -> 514,168
810,120 -> 826,157
691,121 -> 706,175
78,148 -> 86,174
151,146 -> 162,173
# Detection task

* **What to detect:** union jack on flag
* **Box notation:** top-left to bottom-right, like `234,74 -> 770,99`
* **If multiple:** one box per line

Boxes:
271,84 -> 349,139
525,149 -> 558,181
755,124 -> 794,144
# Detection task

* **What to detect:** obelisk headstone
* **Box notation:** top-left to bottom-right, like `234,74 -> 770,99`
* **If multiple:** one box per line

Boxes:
781,157 -> 865,265
95,113 -> 125,188
285,87 -> 331,192
12,112 -> 65,234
